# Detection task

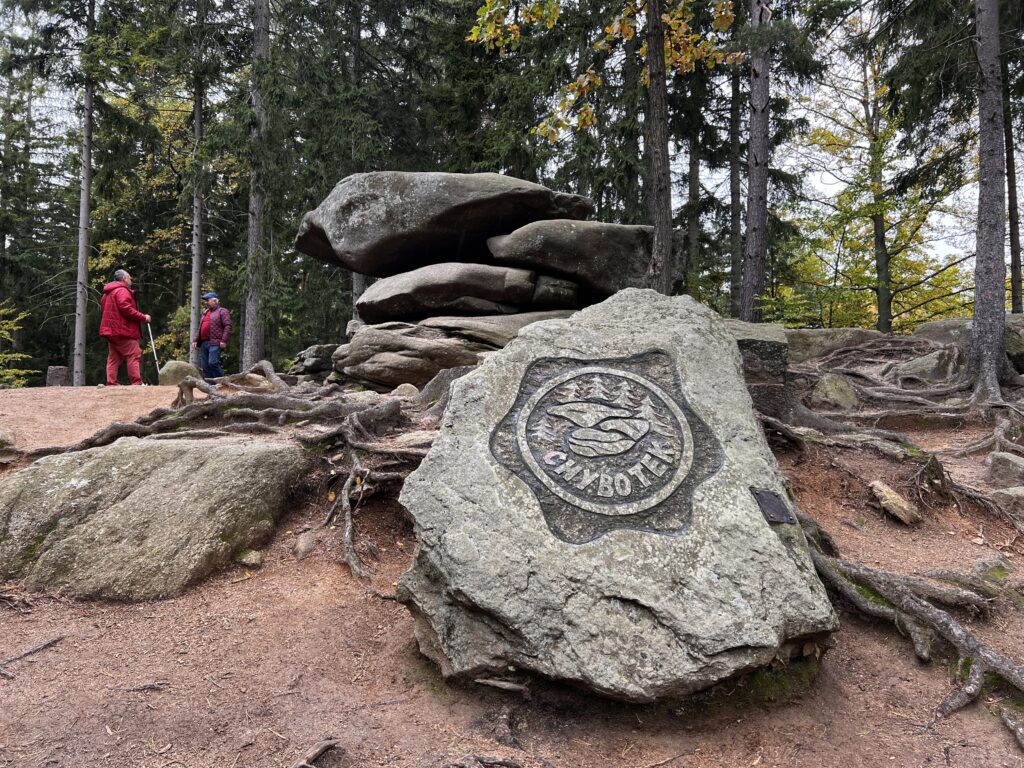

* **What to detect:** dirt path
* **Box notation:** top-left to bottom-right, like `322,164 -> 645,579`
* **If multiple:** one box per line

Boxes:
0,386 -> 179,451
2,392 -> 1024,767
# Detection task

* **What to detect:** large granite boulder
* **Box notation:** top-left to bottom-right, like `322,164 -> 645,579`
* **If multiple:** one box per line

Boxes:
911,317 -> 971,347
397,290 -> 837,702
786,327 -> 883,364
332,322 -> 492,389
487,220 -> 652,299
295,172 -> 592,277
355,263 -> 578,324
0,437 -> 312,600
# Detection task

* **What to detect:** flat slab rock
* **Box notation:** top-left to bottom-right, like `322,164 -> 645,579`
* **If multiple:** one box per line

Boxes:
487,219 -> 652,299
355,262 -> 578,324
0,437 -> 312,600
332,322 -> 493,389
397,290 -> 837,702
419,310 -> 576,348
295,172 -> 592,277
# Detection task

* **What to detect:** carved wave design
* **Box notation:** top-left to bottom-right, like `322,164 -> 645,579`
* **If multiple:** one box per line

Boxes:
548,401 -> 651,457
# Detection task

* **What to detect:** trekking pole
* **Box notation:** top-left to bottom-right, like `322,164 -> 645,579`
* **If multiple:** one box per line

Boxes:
146,322 -> 160,370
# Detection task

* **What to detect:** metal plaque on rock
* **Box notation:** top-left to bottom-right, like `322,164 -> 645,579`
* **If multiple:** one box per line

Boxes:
491,351 -> 723,544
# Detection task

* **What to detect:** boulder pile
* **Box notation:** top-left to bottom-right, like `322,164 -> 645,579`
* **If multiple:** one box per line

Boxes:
293,172 -> 660,389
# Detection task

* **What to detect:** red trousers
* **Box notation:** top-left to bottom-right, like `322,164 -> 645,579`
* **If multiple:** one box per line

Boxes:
105,336 -> 143,385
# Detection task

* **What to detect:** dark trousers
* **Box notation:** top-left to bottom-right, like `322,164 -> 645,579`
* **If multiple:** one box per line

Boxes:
199,340 -> 225,380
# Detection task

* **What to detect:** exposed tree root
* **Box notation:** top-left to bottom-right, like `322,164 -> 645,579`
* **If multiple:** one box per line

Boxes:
322,450 -> 409,580
1001,708 -> 1024,750
0,591 -> 34,613
0,635 -> 64,679
801,510 -> 1024,742
26,361 -> 433,466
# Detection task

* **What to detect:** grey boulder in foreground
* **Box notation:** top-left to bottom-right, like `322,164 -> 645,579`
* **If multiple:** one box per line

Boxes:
295,172 -> 592,277
397,289 -> 838,702
0,437 -> 312,600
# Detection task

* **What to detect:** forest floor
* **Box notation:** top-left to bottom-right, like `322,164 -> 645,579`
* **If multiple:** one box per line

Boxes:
3,388 -> 1024,768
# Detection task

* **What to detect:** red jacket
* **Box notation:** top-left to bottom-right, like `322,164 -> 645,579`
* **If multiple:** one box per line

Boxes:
99,282 -> 147,340
193,305 -> 233,346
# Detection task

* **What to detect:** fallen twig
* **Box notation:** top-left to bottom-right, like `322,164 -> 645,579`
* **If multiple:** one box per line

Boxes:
289,737 -> 341,768
474,678 -> 530,696
447,757 -> 523,768
124,680 -> 169,692
0,635 -> 64,678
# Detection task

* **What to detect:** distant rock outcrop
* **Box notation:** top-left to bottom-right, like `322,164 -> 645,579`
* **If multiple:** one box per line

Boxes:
785,327 -> 883,365
293,172 -> 608,388
914,316 -> 1024,373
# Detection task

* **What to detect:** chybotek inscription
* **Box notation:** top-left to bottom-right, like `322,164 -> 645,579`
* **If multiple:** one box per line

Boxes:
491,351 -> 723,544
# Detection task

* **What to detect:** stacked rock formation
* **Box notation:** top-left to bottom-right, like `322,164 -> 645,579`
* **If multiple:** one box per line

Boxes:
294,172 -> 659,389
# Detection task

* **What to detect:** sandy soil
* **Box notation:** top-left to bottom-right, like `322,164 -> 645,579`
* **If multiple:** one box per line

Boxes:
2,390 -> 1024,767
0,386 -> 180,452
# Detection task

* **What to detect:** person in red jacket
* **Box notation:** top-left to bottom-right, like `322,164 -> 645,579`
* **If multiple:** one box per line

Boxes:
99,269 -> 151,386
192,291 -> 233,381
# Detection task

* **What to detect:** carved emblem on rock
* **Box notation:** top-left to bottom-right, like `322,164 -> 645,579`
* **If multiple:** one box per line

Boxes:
491,351 -> 723,543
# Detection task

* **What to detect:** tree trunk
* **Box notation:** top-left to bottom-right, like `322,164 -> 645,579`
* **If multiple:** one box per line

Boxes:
871,212 -> 892,333
349,0 -> 362,166
188,0 -> 207,367
621,35 -> 644,225
0,77 -> 12,271
683,131 -> 700,294
72,0 -> 95,386
242,0 -> 270,369
1003,54 -> 1022,314
729,65 -> 743,317
864,64 -> 892,334
969,0 -> 1007,400
740,0 -> 771,322
347,0 -> 364,322
644,0 -> 673,296
352,273 -> 366,323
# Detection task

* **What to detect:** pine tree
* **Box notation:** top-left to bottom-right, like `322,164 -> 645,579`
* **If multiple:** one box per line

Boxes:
637,395 -> 675,436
